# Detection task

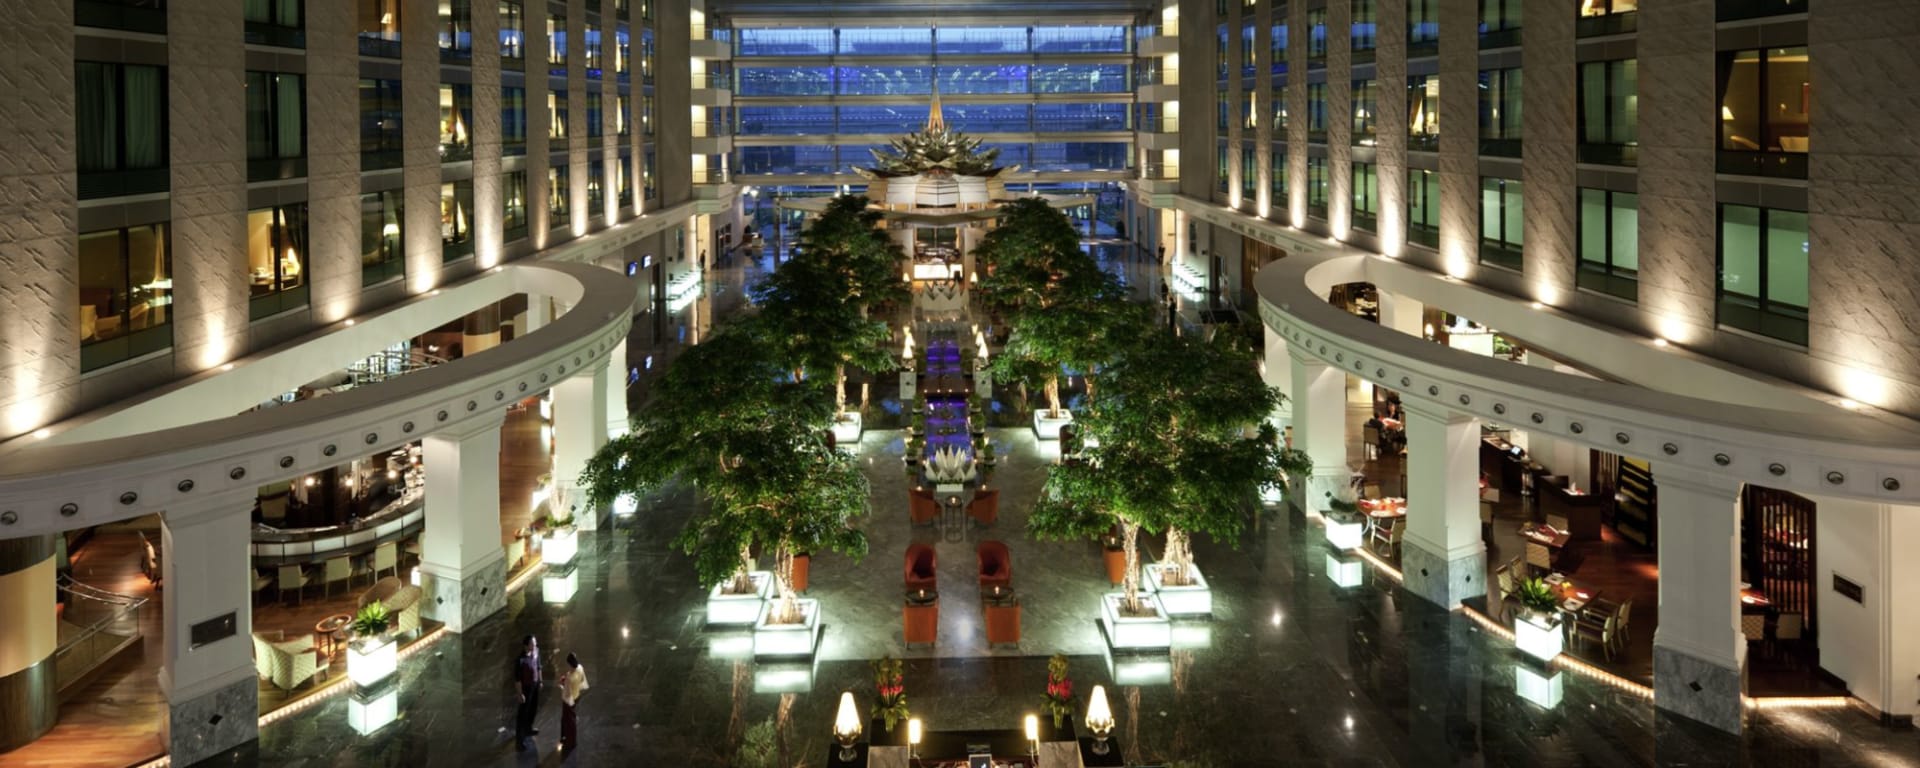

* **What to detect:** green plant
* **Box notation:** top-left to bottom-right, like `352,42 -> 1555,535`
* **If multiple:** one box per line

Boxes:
351,601 -> 391,637
1516,577 -> 1560,617
870,656 -> 909,732
733,718 -> 778,768
1041,654 -> 1074,728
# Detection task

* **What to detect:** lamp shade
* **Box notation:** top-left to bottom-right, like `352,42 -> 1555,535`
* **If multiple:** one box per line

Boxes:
1024,714 -> 1039,741
1085,684 -> 1114,735
908,718 -> 923,746
833,691 -> 862,742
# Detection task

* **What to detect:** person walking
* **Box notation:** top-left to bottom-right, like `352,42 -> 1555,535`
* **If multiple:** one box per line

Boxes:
514,635 -> 543,751
559,652 -> 589,753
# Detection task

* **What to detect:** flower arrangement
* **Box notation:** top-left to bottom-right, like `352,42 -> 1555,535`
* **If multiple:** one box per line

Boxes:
870,656 -> 909,732
1041,654 -> 1073,728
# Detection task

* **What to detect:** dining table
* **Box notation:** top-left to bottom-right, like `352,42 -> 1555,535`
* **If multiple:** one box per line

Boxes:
1543,573 -> 1599,620
1520,522 -> 1571,550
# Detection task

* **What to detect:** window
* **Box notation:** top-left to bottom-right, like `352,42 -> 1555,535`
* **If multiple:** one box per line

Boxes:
1408,169 -> 1440,246
440,84 -> 472,161
1030,25 -> 1127,52
1243,94 -> 1257,131
1408,74 -> 1439,151
549,164 -> 570,218
503,171 -> 528,241
1717,47 -> 1810,178
1270,146 -> 1286,202
617,94 -> 631,136
1577,188 -> 1638,302
1030,64 -> 1127,94
1353,162 -> 1379,231
439,0 -> 471,61
586,92 -> 603,138
587,160 -> 605,213
501,86 -> 526,155
937,26 -> 1029,55
1479,177 -> 1523,269
1271,87 -> 1288,132
244,0 -> 304,48
359,0 -> 401,57
1577,0 -> 1637,36
738,27 -> 833,56
1218,91 -> 1231,132
1217,145 -> 1230,194
1479,0 -> 1521,46
642,95 -> 654,136
360,191 -> 404,286
361,78 -> 404,170
247,205 -> 309,319
615,159 -> 631,204
76,62 -> 167,199
78,223 -> 171,371
1308,10 -> 1327,66
76,0 -> 168,33
1307,157 -> 1329,218
642,150 -> 656,199
441,180 -> 473,260
1578,59 -> 1637,165
1719,205 -> 1808,345
1352,79 -> 1377,145
1718,0 -> 1803,22
584,24 -> 602,77
1409,0 -> 1440,53
1242,24 -> 1256,79
1270,23 -> 1288,75
1352,0 -> 1377,61
1479,67 -> 1521,156
640,31 -> 655,84
500,0 -> 524,61
617,28 -> 631,80
1307,83 -> 1329,140
840,27 -> 933,55
549,90 -> 568,139
245,71 -> 305,181
1217,25 -> 1229,81
548,12 -> 567,73
1241,147 -> 1258,198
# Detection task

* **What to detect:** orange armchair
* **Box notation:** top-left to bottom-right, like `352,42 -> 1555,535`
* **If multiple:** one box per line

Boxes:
976,540 -> 1012,591
905,543 -> 938,593
910,487 -> 940,526
966,488 -> 999,527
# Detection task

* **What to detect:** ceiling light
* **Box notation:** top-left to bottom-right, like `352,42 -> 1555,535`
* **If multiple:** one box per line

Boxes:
32,429 -> 51,439
1653,338 -> 1669,348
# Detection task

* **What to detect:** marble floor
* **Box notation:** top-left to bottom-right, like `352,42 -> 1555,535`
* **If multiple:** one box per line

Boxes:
212,244 -> 1920,768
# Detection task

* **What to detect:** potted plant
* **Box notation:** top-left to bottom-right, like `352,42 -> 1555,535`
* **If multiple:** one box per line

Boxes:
1322,490 -> 1366,550
1100,532 -> 1127,585
869,656 -> 909,734
1512,577 -> 1565,662
541,488 -> 580,567
1040,654 -> 1074,729
346,601 -> 397,687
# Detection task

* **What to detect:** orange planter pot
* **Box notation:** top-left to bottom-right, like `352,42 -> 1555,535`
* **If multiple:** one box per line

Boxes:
903,600 -> 939,646
791,554 -> 810,593
1102,548 -> 1127,585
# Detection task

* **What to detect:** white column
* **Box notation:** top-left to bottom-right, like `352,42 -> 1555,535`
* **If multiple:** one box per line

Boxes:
553,361 -> 611,530
521,294 -> 549,336
159,491 -> 258,766
605,338 -> 630,436
1400,403 -> 1486,607
1651,465 -> 1744,733
1377,292 -> 1424,338
1289,349 -> 1349,513
1263,325 -> 1291,428
420,410 -> 509,633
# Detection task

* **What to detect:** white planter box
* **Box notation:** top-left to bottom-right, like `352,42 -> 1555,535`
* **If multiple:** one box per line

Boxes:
1514,664 -> 1564,708
752,658 -> 819,694
347,680 -> 399,735
1143,562 -> 1212,618
1102,644 -> 1173,685
542,527 -> 579,567
752,598 -> 822,659
612,493 -> 639,518
346,634 -> 398,688
1514,613 -> 1565,663
1325,552 -> 1363,588
707,570 -> 773,627
1099,592 -> 1171,652
542,564 -> 578,603
1032,410 -> 1073,440
831,412 -> 863,444
1323,516 -> 1364,551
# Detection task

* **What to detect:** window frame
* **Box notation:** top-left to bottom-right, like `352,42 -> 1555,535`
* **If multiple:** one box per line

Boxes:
1716,203 -> 1809,345
78,222 -> 174,372
1576,187 -> 1639,302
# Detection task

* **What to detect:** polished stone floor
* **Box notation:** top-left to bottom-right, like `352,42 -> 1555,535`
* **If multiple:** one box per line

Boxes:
212,241 -> 1920,767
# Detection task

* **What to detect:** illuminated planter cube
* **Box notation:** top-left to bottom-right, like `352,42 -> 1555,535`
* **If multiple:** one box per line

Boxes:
1514,612 -> 1565,663
830,412 -> 863,444
612,493 -> 639,518
1323,515 -> 1365,551
542,527 -> 579,567
1260,483 -> 1284,506
1325,552 -> 1363,588
542,564 -> 579,604
1103,644 -> 1173,685
1142,562 -> 1212,619
1169,621 -> 1213,650
346,634 -> 398,688
1032,410 -> 1073,440
1515,664 -> 1564,709
706,570 -> 773,627
752,658 -> 819,694
1099,592 -> 1171,652
752,598 -> 822,659
347,679 -> 399,735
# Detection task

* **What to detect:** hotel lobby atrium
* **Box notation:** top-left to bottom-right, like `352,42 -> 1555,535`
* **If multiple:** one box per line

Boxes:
4,0 -> 1920,766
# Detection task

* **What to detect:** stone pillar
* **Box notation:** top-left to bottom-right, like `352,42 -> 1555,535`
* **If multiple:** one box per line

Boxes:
1436,0 -> 1478,277
159,492 -> 259,766
1636,0 -> 1717,342
1652,465 -> 1745,733
1520,0 -> 1576,302
403,0 -> 444,290
1377,292 -> 1424,338
1285,0 -> 1307,227
462,304 -> 504,355
472,0 -> 504,268
552,362 -> 610,530
305,0 -> 363,323
605,339 -> 631,436
420,411 -> 510,632
1288,349 -> 1348,512
1262,325 -> 1290,425
1326,0 -> 1352,238
0,535 -> 58,752
169,0 -> 249,370
1374,0 -> 1407,256
1401,403 -> 1485,607
567,0 -> 590,233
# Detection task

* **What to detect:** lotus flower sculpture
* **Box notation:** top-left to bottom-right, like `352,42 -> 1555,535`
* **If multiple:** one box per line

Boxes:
926,445 -> 977,485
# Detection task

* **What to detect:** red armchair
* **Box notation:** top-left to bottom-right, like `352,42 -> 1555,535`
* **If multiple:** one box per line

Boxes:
905,543 -> 938,593
976,540 -> 1012,591
910,487 -> 940,526
966,488 -> 999,527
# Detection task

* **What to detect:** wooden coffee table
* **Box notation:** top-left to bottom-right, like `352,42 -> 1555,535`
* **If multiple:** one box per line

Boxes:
315,613 -> 352,657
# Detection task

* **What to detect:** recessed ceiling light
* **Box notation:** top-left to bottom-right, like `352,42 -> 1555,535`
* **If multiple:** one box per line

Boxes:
1653,338 -> 1669,347
32,429 -> 51,439
1529,301 -> 1543,309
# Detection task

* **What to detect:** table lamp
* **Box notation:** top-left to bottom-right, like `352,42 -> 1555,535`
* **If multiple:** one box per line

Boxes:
1024,713 -> 1039,756
1085,685 -> 1115,755
833,691 -> 861,761
908,717 -> 923,760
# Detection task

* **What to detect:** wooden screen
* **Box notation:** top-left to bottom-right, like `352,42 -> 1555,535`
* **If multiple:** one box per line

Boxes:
1741,484 -> 1817,636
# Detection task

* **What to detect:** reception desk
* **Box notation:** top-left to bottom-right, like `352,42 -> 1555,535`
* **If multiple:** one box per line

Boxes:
251,493 -> 424,566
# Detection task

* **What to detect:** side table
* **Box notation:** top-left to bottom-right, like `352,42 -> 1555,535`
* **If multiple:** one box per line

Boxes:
903,590 -> 939,647
984,588 -> 1021,647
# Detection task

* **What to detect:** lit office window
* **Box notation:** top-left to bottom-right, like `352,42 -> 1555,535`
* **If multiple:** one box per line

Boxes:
247,204 -> 309,318
617,94 -> 631,136
1408,169 -> 1440,246
359,0 -> 401,57
584,24 -> 602,76
1408,74 -> 1439,151
500,0 -> 523,61
549,165 -> 570,218
503,171 -> 528,241
78,223 -> 172,371
549,90 -> 568,139
439,0 -> 471,61
1577,188 -> 1638,302
548,11 -> 567,71
586,92 -> 603,138
1718,205 -> 1808,345
1479,177 -> 1523,269
441,180 -> 474,260
1241,24 -> 1256,79
439,83 -> 472,161
1717,47 -> 1809,178
502,86 -> 526,155
1478,67 -> 1522,156
587,160 -> 604,213
1352,79 -> 1377,145
1270,22 -> 1288,74
361,78 -> 403,170
1409,0 -> 1439,52
361,191 -> 404,286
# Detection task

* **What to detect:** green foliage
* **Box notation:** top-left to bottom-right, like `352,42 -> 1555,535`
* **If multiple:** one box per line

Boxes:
351,601 -> 390,637
733,718 -> 779,768
868,126 -> 1001,175
750,196 -> 906,411
1516,577 -> 1561,616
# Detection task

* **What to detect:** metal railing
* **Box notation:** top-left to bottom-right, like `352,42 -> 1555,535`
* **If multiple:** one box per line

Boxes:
54,576 -> 147,693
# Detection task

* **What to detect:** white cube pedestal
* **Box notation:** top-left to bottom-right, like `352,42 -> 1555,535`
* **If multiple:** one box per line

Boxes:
347,679 -> 399,735
1143,562 -> 1212,619
706,571 -> 773,627
1514,613 -> 1565,663
1325,552 -> 1364,588
542,564 -> 578,603
1099,592 -> 1171,652
346,635 -> 398,688
752,598 -> 822,659
1323,516 -> 1364,551
542,527 -> 579,567
1102,643 -> 1173,685
1515,664 -> 1565,708
831,412 -> 863,445
752,657 -> 819,693
1032,410 -> 1073,440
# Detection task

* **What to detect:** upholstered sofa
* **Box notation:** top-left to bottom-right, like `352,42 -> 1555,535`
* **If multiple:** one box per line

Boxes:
359,576 -> 424,637
251,632 -> 320,691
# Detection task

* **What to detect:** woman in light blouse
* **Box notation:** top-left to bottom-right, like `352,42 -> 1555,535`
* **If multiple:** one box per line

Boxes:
559,652 -> 588,753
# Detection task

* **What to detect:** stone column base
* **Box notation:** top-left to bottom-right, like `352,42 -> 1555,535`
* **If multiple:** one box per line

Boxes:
421,553 -> 508,633
1654,644 -> 1746,734
163,669 -> 257,767
1401,539 -> 1486,608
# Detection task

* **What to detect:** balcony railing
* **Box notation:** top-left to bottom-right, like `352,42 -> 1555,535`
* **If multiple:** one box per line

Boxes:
691,73 -> 732,90
54,576 -> 147,695
1139,116 -> 1181,133
690,120 -> 733,137
1717,149 -> 1807,179
1139,162 -> 1180,180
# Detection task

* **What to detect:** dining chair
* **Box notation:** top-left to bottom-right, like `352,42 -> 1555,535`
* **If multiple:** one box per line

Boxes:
1362,426 -> 1381,460
1494,567 -> 1515,622
976,540 -> 1012,591
322,556 -> 352,599
904,544 -> 938,593
1369,518 -> 1405,554
277,564 -> 311,605
1572,613 -> 1617,660
1740,614 -> 1767,641
372,541 -> 399,580
1546,513 -> 1570,532
1524,542 -> 1553,576
1775,612 -> 1804,641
